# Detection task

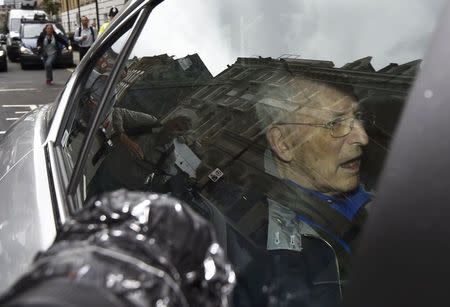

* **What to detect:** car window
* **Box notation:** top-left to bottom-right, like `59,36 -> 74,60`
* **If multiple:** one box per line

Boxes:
22,23 -> 65,38
22,24 -> 41,38
60,18 -> 137,192
74,0 -> 446,305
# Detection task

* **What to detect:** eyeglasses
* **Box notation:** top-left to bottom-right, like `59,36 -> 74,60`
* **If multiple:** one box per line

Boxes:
276,111 -> 375,138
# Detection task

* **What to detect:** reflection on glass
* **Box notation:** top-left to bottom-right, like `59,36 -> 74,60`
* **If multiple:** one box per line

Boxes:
73,0 -> 444,305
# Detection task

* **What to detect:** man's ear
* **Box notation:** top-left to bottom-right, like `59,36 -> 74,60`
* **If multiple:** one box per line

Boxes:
267,126 -> 294,162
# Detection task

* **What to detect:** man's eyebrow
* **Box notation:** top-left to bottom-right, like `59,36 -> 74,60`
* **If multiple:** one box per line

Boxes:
325,107 -> 361,119
330,110 -> 347,116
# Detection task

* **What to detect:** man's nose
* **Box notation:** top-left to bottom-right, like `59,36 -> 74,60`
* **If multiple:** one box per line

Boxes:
348,120 -> 369,146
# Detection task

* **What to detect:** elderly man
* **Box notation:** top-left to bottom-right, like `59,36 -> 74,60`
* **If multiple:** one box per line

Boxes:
234,75 -> 373,307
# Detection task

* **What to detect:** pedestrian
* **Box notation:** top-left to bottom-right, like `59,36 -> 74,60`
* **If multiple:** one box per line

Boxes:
98,7 -> 119,36
37,23 -> 69,85
74,16 -> 97,61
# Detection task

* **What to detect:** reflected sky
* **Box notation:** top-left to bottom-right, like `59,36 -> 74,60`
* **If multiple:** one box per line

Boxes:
134,0 -> 447,75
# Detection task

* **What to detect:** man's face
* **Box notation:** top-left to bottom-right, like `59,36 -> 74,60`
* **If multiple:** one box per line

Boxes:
268,85 -> 369,195
81,17 -> 89,27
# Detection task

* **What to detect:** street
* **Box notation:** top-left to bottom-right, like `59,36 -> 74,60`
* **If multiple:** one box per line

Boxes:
0,59 -> 73,140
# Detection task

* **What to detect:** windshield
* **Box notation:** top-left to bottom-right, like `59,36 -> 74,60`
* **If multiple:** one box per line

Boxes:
22,23 -> 64,38
64,0 -> 446,305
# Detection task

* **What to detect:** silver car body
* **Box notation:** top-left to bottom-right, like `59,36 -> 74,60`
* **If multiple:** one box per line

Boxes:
0,0 -> 155,292
0,106 -> 55,291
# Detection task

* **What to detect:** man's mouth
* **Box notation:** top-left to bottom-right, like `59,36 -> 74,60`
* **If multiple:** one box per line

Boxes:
340,157 -> 361,171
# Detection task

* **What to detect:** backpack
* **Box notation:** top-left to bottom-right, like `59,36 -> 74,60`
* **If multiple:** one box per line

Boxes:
78,26 -> 95,42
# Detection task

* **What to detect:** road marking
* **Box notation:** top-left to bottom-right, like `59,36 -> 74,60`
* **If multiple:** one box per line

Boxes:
0,131 -> 5,134
0,88 -> 37,92
15,111 -> 29,114
2,104 -> 38,110
0,81 -> 34,84
6,118 -> 19,121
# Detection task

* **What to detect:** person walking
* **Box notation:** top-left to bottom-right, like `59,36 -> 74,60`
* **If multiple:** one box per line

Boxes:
98,7 -> 119,36
74,16 -> 97,61
37,24 -> 69,85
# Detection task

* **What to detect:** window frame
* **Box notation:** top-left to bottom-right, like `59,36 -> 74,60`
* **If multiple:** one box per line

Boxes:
53,0 -> 160,146
65,5 -> 156,202
49,0 -> 164,213
346,3 -> 450,306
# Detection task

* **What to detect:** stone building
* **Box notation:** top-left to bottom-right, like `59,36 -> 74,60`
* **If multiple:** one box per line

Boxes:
59,0 -> 126,33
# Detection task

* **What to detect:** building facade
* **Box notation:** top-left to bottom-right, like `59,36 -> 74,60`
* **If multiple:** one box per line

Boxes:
60,0 -> 126,34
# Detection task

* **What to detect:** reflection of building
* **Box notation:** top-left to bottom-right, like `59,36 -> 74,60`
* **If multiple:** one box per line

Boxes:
105,54 -> 419,234
118,53 -> 213,119
166,56 -> 419,206
177,55 -> 417,141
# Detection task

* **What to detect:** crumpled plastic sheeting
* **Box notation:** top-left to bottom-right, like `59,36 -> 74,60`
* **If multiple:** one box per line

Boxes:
2,190 -> 236,307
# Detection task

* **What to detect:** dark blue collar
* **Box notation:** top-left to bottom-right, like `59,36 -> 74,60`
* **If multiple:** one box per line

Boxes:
286,180 -> 371,221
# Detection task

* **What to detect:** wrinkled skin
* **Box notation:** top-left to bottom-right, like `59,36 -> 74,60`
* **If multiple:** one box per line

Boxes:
267,84 -> 369,195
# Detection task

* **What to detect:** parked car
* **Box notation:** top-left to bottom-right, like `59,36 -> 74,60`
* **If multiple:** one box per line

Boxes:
0,0 -> 448,306
0,45 -> 6,72
19,19 -> 73,69
5,9 -> 47,61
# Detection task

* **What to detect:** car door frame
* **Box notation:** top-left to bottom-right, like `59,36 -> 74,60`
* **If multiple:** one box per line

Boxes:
346,3 -> 450,307
45,0 -> 165,220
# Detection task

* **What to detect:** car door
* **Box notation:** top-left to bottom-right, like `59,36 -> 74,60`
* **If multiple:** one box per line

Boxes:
45,0 -> 164,219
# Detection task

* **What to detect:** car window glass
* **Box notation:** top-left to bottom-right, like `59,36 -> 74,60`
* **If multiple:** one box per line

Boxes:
76,0 -> 446,305
22,24 -> 42,38
22,23 -> 64,38
61,22 -> 135,183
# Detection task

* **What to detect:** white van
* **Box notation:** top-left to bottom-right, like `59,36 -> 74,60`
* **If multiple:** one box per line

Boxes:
6,9 -> 46,61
